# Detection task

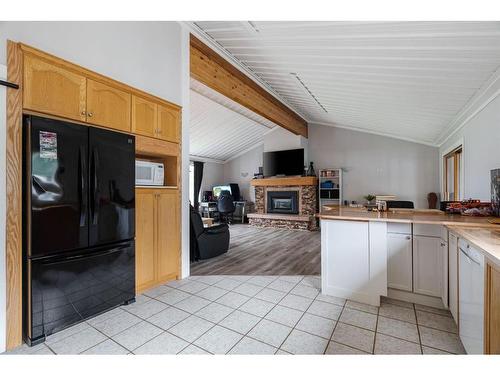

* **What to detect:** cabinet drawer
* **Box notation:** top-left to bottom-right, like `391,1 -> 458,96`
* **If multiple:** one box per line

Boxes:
413,224 -> 442,238
387,222 -> 411,234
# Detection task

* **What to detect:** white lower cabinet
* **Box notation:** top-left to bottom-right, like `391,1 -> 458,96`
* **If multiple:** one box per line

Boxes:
387,233 -> 413,291
413,235 -> 443,298
448,233 -> 459,323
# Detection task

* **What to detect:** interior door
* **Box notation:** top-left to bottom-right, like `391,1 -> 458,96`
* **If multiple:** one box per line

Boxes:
157,189 -> 180,282
89,127 -> 135,247
27,115 -> 89,257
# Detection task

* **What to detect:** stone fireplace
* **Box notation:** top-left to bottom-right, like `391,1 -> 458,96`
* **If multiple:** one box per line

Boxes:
248,177 -> 318,230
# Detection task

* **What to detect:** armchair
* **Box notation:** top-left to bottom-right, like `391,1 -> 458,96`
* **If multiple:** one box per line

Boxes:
190,205 -> 230,261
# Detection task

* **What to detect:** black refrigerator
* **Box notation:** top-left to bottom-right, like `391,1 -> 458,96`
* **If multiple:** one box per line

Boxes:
23,115 -> 136,345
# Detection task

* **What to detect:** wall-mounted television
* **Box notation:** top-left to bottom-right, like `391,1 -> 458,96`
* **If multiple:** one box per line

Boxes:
263,148 -> 304,177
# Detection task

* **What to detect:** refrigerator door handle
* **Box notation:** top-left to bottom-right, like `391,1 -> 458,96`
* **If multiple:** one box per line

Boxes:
79,146 -> 87,227
36,243 -> 131,265
92,147 -> 100,225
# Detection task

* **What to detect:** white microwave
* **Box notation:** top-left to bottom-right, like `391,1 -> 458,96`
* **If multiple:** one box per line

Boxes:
135,160 -> 164,186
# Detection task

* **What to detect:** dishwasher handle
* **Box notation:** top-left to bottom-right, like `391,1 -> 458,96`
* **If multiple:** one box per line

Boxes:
460,247 -> 481,266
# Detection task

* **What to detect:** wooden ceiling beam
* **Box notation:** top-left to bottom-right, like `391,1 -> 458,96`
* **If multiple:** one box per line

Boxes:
190,34 -> 308,138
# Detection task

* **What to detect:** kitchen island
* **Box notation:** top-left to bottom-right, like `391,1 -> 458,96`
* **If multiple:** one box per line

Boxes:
317,206 -> 500,353
317,207 -> 499,304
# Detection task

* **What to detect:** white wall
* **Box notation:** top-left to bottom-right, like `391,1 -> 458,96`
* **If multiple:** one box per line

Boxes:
0,22 -> 183,105
0,64 -> 7,353
264,127 -> 309,164
199,161 -> 225,197
224,145 -> 264,202
309,124 -> 440,208
439,94 -> 500,201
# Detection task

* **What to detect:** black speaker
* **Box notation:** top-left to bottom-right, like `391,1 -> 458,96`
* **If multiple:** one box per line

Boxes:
229,183 -> 241,201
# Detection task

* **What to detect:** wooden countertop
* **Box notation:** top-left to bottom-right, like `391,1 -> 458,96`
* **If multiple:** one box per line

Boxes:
317,206 -> 499,228
448,226 -> 500,267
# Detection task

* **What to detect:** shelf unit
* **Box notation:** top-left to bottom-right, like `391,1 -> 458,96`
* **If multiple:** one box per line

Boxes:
319,168 -> 343,208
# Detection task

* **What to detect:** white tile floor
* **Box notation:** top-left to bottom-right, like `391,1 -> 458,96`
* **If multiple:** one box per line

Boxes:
7,275 -> 465,355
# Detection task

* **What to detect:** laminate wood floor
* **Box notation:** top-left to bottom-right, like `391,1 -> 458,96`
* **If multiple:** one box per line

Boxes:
190,224 -> 321,275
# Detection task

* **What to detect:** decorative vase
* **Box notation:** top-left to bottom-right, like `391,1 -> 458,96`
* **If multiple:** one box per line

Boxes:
307,162 -> 315,176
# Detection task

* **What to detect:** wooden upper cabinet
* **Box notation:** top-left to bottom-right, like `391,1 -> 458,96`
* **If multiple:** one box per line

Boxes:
23,54 -> 86,121
156,190 -> 180,282
21,47 -> 180,138
132,95 -> 157,138
157,104 -> 181,143
135,189 -> 157,292
86,79 -> 131,132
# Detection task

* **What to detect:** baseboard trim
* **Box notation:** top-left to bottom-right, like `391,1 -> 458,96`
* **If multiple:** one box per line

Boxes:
321,285 -> 381,307
387,288 -> 446,309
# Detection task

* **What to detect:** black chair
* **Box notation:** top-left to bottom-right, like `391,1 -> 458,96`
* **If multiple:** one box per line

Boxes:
386,200 -> 415,209
190,205 -> 230,261
217,190 -> 235,224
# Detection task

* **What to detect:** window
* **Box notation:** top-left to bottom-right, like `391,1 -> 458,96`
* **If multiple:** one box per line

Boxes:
443,146 -> 462,201
189,162 -> 194,204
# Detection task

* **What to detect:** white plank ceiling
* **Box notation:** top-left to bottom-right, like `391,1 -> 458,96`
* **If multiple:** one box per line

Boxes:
191,21 -> 500,146
190,81 -> 276,162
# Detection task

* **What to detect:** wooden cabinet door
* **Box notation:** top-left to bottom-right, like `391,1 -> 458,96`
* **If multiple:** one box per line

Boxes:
132,96 -> 157,138
86,79 -> 131,132
387,233 -> 413,291
486,263 -> 500,354
413,235 -> 443,297
156,190 -> 180,282
449,233 -> 459,324
157,104 -> 180,143
23,54 -> 86,121
135,189 -> 156,292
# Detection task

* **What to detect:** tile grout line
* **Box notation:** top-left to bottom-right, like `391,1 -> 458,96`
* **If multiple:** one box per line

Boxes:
372,302 -> 380,354
414,303 -> 424,354
322,297 -> 347,354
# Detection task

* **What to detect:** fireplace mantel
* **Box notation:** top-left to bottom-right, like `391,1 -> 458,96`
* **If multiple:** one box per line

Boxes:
250,176 -> 317,187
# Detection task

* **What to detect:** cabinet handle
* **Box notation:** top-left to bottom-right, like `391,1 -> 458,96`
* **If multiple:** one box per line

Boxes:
88,112 -> 93,118
81,110 -> 86,116
406,236 -> 411,240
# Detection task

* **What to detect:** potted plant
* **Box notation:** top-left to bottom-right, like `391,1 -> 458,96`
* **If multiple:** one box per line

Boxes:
363,194 -> 376,204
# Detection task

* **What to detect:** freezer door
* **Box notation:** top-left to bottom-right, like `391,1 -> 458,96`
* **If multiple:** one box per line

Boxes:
89,127 -> 135,246
28,242 -> 135,342
26,115 -> 89,257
